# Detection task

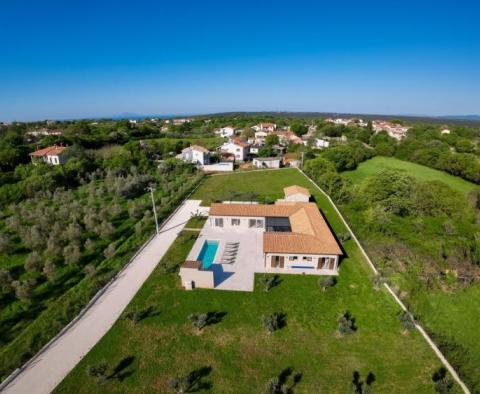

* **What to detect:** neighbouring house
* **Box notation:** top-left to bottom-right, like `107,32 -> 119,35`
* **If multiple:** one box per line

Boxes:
253,123 -> 277,132
215,126 -> 236,138
274,130 -> 303,145
29,145 -> 70,165
179,185 -> 343,291
325,118 -> 366,127
219,139 -> 250,161
173,118 -> 193,125
179,145 -> 210,166
373,120 -> 409,140
254,130 -> 269,144
252,157 -> 281,169
27,128 -> 63,138
283,153 -> 301,168
249,144 -> 263,155
441,129 -> 451,135
314,138 -> 330,148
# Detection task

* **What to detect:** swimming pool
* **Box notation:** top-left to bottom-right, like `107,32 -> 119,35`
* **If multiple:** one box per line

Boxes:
197,240 -> 219,269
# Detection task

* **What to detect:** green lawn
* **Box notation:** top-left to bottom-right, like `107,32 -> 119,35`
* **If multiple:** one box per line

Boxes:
344,156 -> 477,196
57,169 -> 451,393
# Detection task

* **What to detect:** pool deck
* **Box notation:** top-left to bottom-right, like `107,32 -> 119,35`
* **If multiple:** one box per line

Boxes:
187,222 -> 263,291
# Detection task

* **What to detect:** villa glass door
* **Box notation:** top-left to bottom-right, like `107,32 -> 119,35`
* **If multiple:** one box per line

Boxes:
272,256 -> 284,268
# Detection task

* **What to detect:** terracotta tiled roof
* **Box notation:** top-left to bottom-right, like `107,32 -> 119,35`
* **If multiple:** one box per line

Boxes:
283,185 -> 310,197
210,201 -> 342,255
30,145 -> 67,157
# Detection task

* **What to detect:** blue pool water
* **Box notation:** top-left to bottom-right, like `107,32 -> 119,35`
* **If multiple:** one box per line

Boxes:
197,240 -> 219,269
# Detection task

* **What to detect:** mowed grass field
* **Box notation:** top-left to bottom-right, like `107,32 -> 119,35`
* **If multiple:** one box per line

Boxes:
343,156 -> 477,197
342,156 -> 480,392
57,169 -> 449,393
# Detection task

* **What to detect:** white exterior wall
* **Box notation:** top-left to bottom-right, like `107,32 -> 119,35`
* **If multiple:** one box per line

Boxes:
220,143 -> 248,161
209,215 -> 265,230
179,267 -> 214,289
217,127 -> 235,137
202,162 -> 234,172
253,158 -> 280,168
315,138 -> 330,148
284,193 -> 310,202
265,253 -> 339,272
192,149 -> 209,165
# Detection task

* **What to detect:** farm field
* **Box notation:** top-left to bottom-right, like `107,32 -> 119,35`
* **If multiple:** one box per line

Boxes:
57,169 -> 450,393
343,156 -> 477,196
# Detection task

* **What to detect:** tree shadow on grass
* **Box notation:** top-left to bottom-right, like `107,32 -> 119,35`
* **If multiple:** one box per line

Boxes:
268,367 -> 302,393
351,371 -> 375,393
108,356 -> 135,381
205,311 -> 227,326
169,366 -> 213,392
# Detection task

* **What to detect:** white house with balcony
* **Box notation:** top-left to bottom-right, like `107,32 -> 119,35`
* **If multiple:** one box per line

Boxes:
215,126 -> 236,138
179,145 -> 210,166
219,139 -> 250,161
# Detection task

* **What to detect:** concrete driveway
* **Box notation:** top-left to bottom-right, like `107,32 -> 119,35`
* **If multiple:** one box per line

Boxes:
1,200 -> 208,394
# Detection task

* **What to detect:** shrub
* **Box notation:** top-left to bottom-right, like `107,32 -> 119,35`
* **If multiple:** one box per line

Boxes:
0,233 -> 12,253
398,311 -> 416,332
432,367 -> 454,394
337,311 -> 356,335
189,313 -> 208,332
261,274 -> 280,292
338,233 -> 351,242
87,361 -> 108,385
262,312 -> 285,334
24,252 -> 42,272
103,243 -> 116,259
318,276 -> 337,291
372,274 -> 387,290
83,264 -> 97,277
123,310 -> 142,325
0,268 -> 13,292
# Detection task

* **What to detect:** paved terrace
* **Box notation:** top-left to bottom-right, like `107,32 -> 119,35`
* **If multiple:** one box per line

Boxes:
187,221 -> 337,292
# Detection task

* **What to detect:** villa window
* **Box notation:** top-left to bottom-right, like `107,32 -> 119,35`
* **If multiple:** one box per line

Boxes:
231,218 -> 240,226
249,219 -> 263,228
288,256 -> 298,261
302,256 -> 312,262
214,218 -> 224,227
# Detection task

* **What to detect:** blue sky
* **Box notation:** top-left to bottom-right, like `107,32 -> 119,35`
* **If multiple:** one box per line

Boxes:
1,0 -> 479,121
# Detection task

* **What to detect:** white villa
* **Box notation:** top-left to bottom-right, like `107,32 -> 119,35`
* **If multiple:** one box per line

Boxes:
215,126 -> 236,138
29,145 -> 69,165
179,185 -> 343,291
219,139 -> 250,161
314,138 -> 330,149
179,145 -> 210,166
253,123 -> 277,132
254,130 -> 269,144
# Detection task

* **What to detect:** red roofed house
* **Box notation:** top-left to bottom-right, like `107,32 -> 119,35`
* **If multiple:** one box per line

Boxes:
179,185 -> 342,291
219,138 -> 250,161
29,145 -> 70,165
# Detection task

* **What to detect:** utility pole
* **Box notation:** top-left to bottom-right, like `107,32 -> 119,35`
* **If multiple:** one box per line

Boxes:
146,186 -> 159,234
